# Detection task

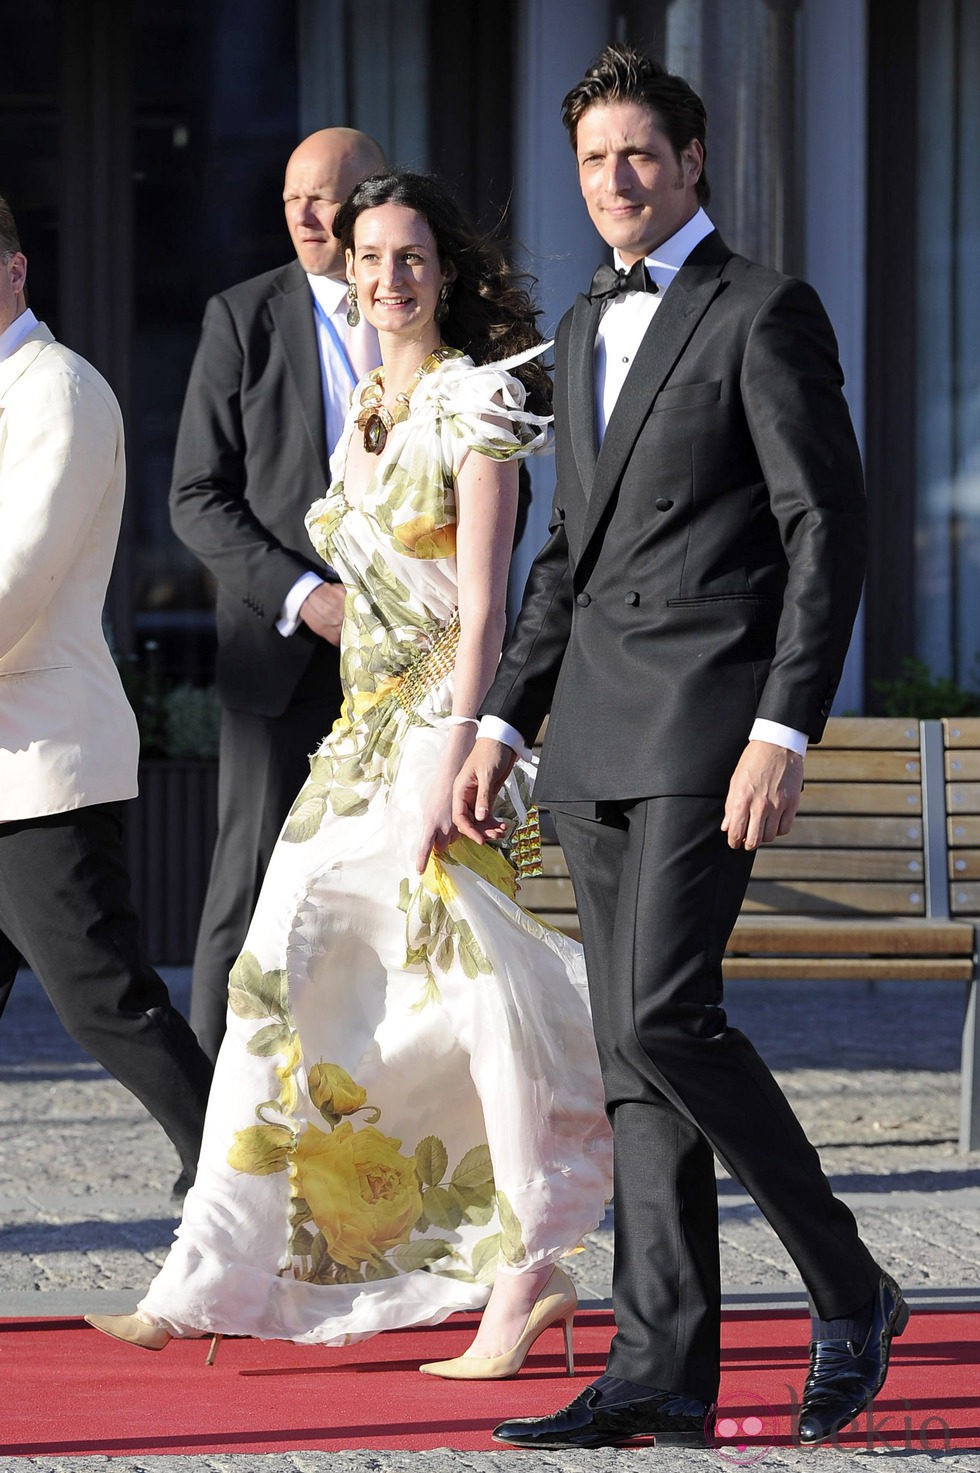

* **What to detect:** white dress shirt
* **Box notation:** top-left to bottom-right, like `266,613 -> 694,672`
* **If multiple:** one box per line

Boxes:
594,208 -> 715,443
276,275 -> 380,635
0,307 -> 38,362
480,209 -> 807,760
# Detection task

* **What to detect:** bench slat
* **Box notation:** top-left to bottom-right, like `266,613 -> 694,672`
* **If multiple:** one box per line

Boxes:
728,916 -> 973,953
948,782 -> 980,815
944,717 -> 980,747
949,849 -> 980,878
952,883 -> 980,913
518,876 -> 577,910
817,717 -> 920,748
778,815 -> 922,846
949,816 -> 980,846
741,881 -> 925,914
723,957 -> 974,981
751,849 -> 923,880
803,749 -> 921,781
793,783 -> 922,816
946,751 -> 980,780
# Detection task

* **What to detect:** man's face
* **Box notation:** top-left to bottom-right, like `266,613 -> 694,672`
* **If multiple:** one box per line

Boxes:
576,100 -> 702,264
0,251 -> 27,334
283,146 -> 368,278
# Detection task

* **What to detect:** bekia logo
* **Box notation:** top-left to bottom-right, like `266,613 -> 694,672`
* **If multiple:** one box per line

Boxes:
707,1388 -> 952,1459
708,1393 -> 778,1464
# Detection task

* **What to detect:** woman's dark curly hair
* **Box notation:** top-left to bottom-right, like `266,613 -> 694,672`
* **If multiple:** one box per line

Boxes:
334,170 -> 551,417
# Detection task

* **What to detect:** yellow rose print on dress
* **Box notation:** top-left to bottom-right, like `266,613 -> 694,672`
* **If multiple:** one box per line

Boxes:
227,1122 -> 293,1175
393,514 -> 457,559
308,1062 -> 370,1124
350,676 -> 401,720
400,839 -> 520,1008
419,851 -> 458,905
447,836 -> 520,901
224,1018 -> 518,1286
276,1033 -> 303,1115
292,1121 -> 422,1271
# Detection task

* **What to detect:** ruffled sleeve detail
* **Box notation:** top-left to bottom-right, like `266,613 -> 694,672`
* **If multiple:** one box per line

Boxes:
408,347 -> 553,476
310,347 -> 554,568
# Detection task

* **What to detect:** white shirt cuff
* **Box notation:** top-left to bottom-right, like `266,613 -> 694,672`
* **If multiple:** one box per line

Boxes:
477,715 -> 531,760
276,570 -> 325,636
750,718 -> 808,756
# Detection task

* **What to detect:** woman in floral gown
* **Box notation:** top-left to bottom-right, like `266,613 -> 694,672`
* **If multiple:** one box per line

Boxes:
85,171 -> 612,1374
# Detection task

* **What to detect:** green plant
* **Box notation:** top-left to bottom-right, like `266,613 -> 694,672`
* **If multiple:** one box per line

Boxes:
872,658 -> 980,719
115,645 -> 220,759
164,683 -> 221,759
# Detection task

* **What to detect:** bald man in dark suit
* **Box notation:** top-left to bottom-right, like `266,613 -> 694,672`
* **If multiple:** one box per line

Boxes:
170,128 -> 386,1062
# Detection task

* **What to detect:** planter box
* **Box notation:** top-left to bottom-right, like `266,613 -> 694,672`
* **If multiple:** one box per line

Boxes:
124,759 -> 219,965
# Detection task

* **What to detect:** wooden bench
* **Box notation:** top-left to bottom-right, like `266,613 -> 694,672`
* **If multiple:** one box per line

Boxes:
519,717 -> 980,1152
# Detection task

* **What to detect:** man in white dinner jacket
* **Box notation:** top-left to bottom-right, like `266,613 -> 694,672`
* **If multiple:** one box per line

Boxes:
0,195 -> 211,1197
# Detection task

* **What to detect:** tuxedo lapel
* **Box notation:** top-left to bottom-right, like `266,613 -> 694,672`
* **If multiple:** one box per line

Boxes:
566,295 -> 602,497
268,264 -> 330,483
578,263 -> 725,559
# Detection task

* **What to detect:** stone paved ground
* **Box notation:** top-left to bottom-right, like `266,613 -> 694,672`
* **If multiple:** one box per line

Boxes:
1,968 -> 978,1473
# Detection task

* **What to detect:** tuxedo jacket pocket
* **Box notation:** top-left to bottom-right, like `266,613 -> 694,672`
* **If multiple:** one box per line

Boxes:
652,379 -> 722,411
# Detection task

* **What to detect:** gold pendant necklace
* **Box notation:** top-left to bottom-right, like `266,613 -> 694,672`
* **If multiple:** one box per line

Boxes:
355,346 -> 460,455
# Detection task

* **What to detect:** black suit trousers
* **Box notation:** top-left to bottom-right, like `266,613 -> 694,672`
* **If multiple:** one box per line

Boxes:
0,802 -> 211,1176
190,639 -> 342,1060
552,795 -> 879,1402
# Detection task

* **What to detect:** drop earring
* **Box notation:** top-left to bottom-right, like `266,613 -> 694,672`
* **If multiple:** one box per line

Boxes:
435,281 -> 452,323
346,281 -> 360,327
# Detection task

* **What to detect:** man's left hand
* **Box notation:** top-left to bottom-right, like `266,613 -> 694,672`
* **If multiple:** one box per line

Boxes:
298,581 -> 345,645
721,740 -> 803,850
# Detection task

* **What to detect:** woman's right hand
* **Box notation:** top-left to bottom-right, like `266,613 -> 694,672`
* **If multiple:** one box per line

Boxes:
416,776 -> 458,874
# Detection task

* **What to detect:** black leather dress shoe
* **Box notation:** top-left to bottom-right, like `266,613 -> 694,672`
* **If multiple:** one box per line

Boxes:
798,1272 -> 909,1445
492,1383 -> 712,1450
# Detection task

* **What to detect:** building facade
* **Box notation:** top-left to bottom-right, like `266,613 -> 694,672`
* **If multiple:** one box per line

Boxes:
3,0 -> 978,711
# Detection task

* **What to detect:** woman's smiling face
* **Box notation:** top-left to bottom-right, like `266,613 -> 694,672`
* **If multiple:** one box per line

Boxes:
346,204 -> 453,341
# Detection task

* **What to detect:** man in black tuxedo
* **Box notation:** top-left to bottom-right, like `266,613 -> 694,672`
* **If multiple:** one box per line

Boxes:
454,46 -> 906,1451
170,128 -> 386,1062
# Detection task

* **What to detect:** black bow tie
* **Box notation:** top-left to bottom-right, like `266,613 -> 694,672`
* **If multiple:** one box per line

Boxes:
588,259 -> 658,301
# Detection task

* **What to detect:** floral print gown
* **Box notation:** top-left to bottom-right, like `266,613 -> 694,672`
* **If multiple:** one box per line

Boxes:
139,351 -> 612,1346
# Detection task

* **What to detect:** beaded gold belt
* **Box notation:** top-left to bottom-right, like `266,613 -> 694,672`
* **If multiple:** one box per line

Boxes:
510,804 -> 543,879
393,614 -> 461,714
391,613 -> 542,878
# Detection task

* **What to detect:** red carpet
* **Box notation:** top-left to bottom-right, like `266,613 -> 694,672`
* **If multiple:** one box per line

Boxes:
0,1308 -> 977,1457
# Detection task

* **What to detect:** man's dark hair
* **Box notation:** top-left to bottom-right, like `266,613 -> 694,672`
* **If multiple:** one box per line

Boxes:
561,43 -> 710,206
0,194 -> 21,258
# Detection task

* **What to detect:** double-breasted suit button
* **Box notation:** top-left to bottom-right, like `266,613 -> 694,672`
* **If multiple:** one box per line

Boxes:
655,498 -> 674,512
624,591 -> 640,606
576,592 -> 591,607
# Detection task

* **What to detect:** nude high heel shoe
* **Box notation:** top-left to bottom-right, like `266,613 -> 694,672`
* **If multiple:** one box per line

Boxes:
418,1263 -> 577,1380
84,1312 -> 222,1366
84,1312 -> 171,1352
